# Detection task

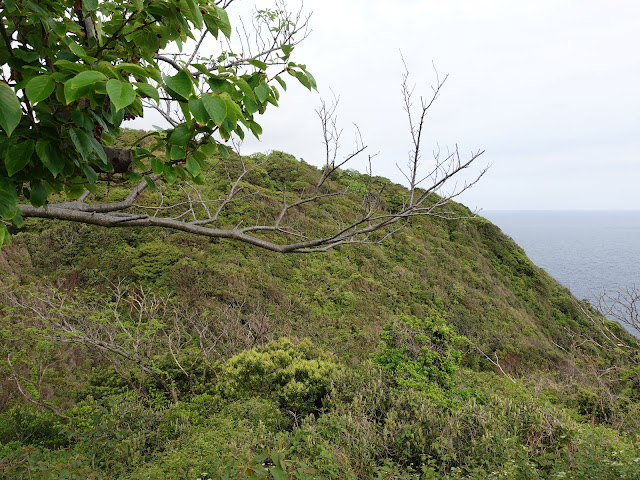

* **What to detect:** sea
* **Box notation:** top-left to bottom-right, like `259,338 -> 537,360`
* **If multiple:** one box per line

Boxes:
482,211 -> 640,307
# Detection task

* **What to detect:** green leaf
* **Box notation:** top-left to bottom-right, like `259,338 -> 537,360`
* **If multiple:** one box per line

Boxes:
292,70 -> 312,90
0,187 -> 18,220
170,145 -> 186,160
6,140 -> 34,176
91,112 -> 109,131
178,100 -> 192,122
165,70 -> 192,100
190,173 -> 205,185
233,77 -> 256,101
65,183 -> 87,200
186,156 -> 201,176
65,71 -> 107,89
132,158 -> 145,171
200,143 -> 216,157
208,76 -> 234,95
267,92 -> 278,107
89,136 -> 111,171
192,150 -> 208,166
305,69 -> 317,90
271,466 -> 287,480
64,71 -> 107,104
131,30 -> 159,61
146,66 -> 162,84
69,128 -> 93,160
132,0 -> 143,11
53,59 -> 87,73
106,79 -> 136,111
126,171 -> 142,182
117,62 -> 149,79
188,97 -> 209,125
95,61 -> 121,80
81,164 -> 98,183
218,122 -> 231,140
249,121 -> 262,139
216,7 -> 232,38
36,139 -> 65,176
150,157 -> 164,175
29,181 -> 48,207
0,82 -> 22,136
135,82 -> 160,103
281,44 -> 293,57
0,223 -> 9,247
274,76 -> 287,91
203,14 -> 220,39
28,2 -> 48,18
144,176 -> 157,191
202,93 -> 227,125
223,95 -> 242,127
25,75 -> 56,103
168,124 -> 192,147
128,97 -> 143,117
217,143 -> 230,158
94,15 -> 105,45
191,64 -> 210,75
83,0 -> 98,11
254,82 -> 270,103
13,49 -> 39,63
100,132 -> 115,146
248,59 -> 267,70
163,163 -> 178,184
68,42 -> 87,58
185,0 -> 204,30
235,124 -> 244,140
11,210 -> 23,228
72,110 -> 93,130
243,96 -> 259,115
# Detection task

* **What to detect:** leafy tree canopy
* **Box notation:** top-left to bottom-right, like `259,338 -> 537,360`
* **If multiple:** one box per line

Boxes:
0,0 -> 315,245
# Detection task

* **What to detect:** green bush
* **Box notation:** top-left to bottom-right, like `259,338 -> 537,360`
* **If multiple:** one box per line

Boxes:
218,338 -> 341,416
0,405 -> 67,449
130,241 -> 183,282
0,444 -> 95,480
374,312 -> 466,396
66,393 -> 164,476
220,397 -> 291,432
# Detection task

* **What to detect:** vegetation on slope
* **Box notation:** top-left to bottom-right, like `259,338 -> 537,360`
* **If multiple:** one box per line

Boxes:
1,145 -> 639,479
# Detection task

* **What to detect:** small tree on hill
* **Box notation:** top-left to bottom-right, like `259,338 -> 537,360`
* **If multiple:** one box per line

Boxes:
0,0 -> 485,252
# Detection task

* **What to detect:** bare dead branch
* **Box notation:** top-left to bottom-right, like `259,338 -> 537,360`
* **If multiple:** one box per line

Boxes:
18,59 -> 486,253
7,355 -> 71,421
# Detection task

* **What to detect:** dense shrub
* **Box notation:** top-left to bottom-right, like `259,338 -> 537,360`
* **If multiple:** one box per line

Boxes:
374,312 -> 466,396
218,338 -> 341,416
5,147 -> 640,478
0,406 -> 67,449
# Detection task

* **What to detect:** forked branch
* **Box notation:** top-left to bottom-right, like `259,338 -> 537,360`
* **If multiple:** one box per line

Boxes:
18,65 -> 486,253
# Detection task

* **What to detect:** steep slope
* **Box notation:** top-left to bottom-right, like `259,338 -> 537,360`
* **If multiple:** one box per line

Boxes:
1,148 -> 639,479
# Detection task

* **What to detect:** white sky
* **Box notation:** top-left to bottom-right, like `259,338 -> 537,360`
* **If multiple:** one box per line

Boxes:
133,0 -> 640,211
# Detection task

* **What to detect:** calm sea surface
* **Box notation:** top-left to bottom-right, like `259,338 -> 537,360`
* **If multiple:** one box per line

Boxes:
482,211 -> 640,304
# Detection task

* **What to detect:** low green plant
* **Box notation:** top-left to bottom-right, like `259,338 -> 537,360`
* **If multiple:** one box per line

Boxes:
374,312 -> 466,396
0,405 -> 67,449
217,338 -> 341,416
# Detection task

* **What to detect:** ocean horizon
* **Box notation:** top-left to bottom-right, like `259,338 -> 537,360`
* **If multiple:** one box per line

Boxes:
482,210 -> 640,313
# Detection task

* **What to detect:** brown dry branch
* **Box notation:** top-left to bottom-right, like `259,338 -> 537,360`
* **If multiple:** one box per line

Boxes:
18,65 -> 486,253
1,278 -> 280,406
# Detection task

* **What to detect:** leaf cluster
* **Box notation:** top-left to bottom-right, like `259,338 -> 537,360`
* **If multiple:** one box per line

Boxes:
0,0 -> 316,245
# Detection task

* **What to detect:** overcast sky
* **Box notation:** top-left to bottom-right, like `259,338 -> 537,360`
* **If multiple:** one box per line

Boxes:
135,1 -> 640,211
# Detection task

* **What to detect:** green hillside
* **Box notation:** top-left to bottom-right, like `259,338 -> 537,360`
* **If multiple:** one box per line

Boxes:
1,147 -> 639,479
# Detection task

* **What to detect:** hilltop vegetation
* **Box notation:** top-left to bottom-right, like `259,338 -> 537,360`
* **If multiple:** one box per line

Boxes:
1,145 -> 640,479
